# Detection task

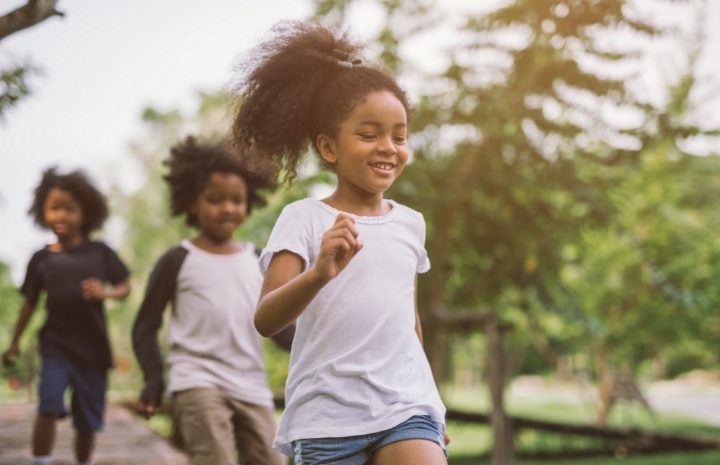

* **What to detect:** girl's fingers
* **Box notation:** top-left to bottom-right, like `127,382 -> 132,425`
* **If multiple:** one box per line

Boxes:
353,239 -> 364,255
326,229 -> 359,250
331,214 -> 359,237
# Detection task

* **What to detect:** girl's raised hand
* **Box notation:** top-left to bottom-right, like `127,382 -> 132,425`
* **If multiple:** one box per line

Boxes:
312,212 -> 363,284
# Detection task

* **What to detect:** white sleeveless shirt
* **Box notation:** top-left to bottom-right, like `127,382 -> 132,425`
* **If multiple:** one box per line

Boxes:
259,198 -> 445,456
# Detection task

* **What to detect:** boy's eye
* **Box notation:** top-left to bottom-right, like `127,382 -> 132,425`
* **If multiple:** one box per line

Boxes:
359,134 -> 376,140
394,136 -> 406,144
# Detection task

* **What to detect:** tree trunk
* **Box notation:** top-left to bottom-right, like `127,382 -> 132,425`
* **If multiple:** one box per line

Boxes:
596,349 -> 614,426
487,314 -> 514,464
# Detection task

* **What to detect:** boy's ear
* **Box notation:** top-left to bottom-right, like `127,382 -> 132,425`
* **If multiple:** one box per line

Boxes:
189,199 -> 199,216
316,134 -> 338,165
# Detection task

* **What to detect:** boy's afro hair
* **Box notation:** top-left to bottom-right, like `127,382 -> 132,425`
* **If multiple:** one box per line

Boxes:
163,137 -> 277,227
28,167 -> 108,236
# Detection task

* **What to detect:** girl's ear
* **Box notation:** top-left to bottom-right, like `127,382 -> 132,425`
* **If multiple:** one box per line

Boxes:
316,134 -> 338,165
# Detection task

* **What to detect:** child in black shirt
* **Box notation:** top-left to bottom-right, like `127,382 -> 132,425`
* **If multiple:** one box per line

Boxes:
2,168 -> 130,465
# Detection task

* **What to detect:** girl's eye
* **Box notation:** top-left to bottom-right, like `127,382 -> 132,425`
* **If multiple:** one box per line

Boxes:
360,134 -> 376,140
394,137 -> 406,144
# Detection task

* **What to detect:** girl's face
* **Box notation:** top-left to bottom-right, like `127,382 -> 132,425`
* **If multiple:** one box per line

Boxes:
320,91 -> 409,196
44,188 -> 84,241
191,172 -> 247,242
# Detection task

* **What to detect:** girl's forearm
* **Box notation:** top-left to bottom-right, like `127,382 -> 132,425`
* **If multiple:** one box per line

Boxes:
106,280 -> 131,300
10,301 -> 35,345
255,268 -> 325,337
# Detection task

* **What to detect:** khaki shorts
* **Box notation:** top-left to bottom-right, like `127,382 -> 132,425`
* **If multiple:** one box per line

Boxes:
173,387 -> 285,465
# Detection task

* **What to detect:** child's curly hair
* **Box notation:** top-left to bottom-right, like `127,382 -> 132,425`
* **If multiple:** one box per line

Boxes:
164,137 -> 277,227
229,19 -> 412,183
28,168 -> 108,236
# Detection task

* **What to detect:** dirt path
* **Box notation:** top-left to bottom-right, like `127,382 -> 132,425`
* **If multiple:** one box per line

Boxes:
0,403 -> 189,465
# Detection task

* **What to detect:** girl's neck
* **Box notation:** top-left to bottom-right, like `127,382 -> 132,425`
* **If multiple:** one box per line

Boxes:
191,233 -> 243,255
323,182 -> 390,217
50,234 -> 85,252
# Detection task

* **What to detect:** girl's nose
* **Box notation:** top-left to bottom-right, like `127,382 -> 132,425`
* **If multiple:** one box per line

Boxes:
377,136 -> 397,155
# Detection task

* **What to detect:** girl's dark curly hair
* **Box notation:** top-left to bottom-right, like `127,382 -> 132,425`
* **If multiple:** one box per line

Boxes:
164,137 -> 276,227
29,167 -> 108,236
229,19 -> 412,183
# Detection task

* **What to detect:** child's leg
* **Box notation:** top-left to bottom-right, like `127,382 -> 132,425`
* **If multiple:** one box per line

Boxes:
174,387 -> 237,465
228,398 -> 285,465
34,357 -> 71,458
68,367 -> 107,464
32,414 -> 59,456
371,439 -> 447,465
75,430 -> 95,463
369,416 -> 448,465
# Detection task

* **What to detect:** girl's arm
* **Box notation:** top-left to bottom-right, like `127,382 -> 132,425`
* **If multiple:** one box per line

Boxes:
255,213 -> 363,337
82,279 -> 131,301
2,300 -> 37,367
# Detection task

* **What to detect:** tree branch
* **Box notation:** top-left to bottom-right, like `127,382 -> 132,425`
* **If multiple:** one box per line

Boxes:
0,0 -> 64,41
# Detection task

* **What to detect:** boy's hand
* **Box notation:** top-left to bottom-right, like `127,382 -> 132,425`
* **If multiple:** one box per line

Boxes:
2,343 -> 20,368
82,278 -> 106,301
444,431 -> 451,445
137,400 -> 156,419
312,213 -> 363,285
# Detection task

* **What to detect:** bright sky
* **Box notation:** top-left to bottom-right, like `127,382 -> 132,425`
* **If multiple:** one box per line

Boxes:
0,0 -> 718,284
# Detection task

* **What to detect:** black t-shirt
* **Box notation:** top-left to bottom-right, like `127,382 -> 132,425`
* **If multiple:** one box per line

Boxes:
21,240 -> 129,371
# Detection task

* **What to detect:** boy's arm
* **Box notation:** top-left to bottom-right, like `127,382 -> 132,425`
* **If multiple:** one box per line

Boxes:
2,300 -> 37,367
132,247 -> 187,412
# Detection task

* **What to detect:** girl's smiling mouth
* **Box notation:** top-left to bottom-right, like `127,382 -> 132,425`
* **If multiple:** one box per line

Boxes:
369,162 -> 395,175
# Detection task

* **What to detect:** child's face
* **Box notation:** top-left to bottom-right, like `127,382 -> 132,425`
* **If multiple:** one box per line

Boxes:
192,172 -> 247,242
43,188 -> 84,241
322,91 -> 409,195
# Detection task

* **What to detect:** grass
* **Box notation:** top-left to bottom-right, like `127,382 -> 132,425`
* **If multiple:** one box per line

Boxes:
4,381 -> 720,464
442,385 -> 720,463
448,450 -> 720,465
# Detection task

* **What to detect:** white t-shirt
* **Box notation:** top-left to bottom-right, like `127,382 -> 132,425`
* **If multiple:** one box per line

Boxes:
166,239 -> 274,407
259,198 -> 446,455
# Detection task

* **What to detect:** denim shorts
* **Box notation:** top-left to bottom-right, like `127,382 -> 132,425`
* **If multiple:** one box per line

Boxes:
38,357 -> 107,432
291,415 -> 447,465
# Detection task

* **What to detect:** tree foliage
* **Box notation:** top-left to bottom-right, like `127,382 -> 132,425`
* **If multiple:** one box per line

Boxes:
315,0 -> 720,402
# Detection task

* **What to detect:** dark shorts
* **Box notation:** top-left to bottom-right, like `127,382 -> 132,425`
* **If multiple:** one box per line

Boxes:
291,415 -> 448,465
38,357 -> 107,432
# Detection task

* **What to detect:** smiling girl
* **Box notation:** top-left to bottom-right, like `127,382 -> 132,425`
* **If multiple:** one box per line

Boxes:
230,21 -> 448,465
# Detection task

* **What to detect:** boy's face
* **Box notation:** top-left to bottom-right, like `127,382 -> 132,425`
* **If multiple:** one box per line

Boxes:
44,188 -> 84,241
192,172 -> 247,242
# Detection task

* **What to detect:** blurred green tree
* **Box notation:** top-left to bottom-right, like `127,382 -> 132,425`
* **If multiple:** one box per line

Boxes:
0,0 -> 65,116
315,0 -> 720,419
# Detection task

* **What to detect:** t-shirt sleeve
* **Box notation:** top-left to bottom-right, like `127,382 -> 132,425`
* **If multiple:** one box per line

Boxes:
258,203 -> 312,276
20,251 -> 44,304
132,246 -> 188,406
101,243 -> 130,284
417,213 -> 431,274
